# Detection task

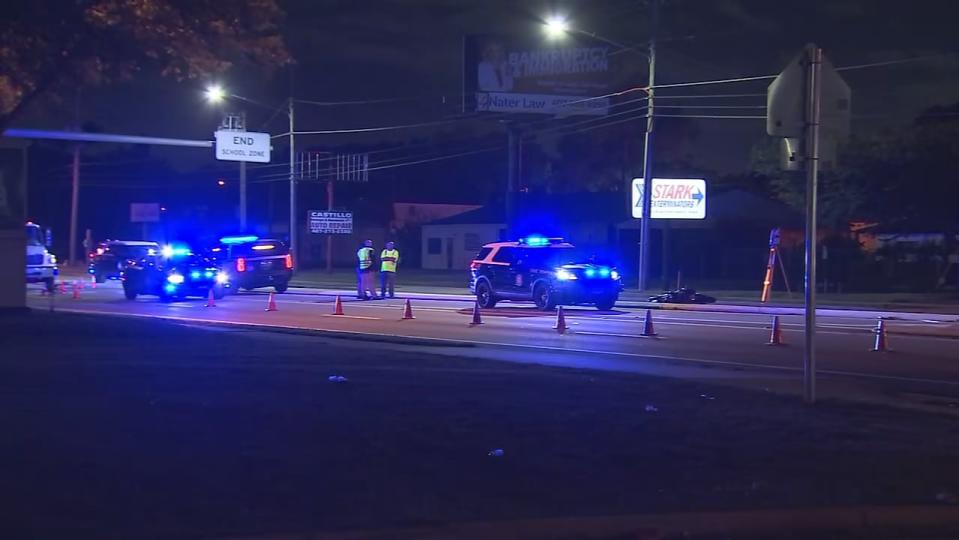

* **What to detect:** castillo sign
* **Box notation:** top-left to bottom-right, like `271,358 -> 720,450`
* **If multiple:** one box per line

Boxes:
631,178 -> 707,220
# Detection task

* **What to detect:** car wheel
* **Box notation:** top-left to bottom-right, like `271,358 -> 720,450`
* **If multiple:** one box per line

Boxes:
476,281 -> 497,308
595,294 -> 618,311
274,281 -> 289,293
533,283 -> 556,311
122,283 -> 138,300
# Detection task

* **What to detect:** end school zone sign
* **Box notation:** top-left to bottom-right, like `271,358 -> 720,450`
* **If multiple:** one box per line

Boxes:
214,130 -> 271,163
631,178 -> 707,219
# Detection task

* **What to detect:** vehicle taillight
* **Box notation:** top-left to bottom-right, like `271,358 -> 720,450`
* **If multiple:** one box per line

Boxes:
470,261 -> 481,270
284,254 -> 293,269
236,257 -> 246,272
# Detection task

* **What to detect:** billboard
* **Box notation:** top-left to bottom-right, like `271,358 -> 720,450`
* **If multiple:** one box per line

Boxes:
130,203 -> 161,223
309,211 -> 353,234
631,178 -> 707,220
464,34 -> 638,117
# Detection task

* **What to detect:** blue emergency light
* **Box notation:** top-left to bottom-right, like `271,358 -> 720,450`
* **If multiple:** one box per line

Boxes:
161,245 -> 191,258
220,235 -> 259,245
519,235 -> 562,247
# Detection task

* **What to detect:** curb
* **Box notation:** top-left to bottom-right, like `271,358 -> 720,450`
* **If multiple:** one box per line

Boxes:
218,505 -> 959,540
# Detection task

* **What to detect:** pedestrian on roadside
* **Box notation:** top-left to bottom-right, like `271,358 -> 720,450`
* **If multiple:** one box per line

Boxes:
379,241 -> 399,298
357,239 -> 376,300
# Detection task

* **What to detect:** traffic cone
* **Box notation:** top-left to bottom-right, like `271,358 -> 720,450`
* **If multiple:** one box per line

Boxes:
332,295 -> 344,315
402,298 -> 415,320
90,275 -> 97,289
641,309 -> 657,336
553,306 -> 568,334
265,292 -> 277,312
71,282 -> 80,300
767,315 -> 784,346
469,301 -> 483,326
58,281 -> 66,295
206,287 -> 216,308
872,318 -> 889,352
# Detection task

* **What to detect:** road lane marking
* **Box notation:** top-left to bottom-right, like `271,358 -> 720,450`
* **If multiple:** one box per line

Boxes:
45,305 -> 959,388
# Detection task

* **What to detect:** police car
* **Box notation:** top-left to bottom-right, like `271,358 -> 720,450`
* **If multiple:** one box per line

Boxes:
206,235 -> 293,293
121,244 -> 227,302
469,236 -> 622,311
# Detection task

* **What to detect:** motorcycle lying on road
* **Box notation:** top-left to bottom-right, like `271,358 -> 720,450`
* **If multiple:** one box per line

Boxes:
647,287 -> 716,304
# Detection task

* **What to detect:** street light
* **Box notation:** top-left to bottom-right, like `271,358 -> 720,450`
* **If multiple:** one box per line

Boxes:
541,9 -> 658,291
204,84 -> 226,104
200,86 -> 297,262
544,16 -> 569,39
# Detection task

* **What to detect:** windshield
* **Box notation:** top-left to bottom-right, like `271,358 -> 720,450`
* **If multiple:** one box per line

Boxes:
25,225 -> 43,246
524,247 -> 613,267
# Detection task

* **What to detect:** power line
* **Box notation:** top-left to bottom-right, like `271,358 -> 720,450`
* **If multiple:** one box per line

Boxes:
251,145 -> 504,183
835,53 -> 959,72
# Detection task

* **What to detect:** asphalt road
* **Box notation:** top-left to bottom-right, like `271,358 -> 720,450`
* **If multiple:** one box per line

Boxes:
28,280 -> 959,408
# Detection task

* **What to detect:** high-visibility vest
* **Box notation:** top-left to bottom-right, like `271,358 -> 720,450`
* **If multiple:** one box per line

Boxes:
357,247 -> 373,270
380,249 -> 399,272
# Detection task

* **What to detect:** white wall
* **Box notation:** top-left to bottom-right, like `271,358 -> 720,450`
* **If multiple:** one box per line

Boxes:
421,223 -> 504,270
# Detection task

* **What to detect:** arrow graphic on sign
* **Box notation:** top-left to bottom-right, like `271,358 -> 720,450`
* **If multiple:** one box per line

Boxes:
692,188 -> 704,205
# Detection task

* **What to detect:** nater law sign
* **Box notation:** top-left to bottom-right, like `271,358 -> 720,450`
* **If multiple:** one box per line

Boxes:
464,34 -> 640,117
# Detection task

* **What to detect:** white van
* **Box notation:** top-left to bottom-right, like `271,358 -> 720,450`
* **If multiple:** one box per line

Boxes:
25,222 -> 57,291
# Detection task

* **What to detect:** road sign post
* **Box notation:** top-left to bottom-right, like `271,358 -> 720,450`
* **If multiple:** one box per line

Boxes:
768,44 -> 848,404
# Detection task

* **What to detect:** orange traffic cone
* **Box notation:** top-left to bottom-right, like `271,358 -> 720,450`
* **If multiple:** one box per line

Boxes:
767,315 -> 784,346
553,306 -> 568,334
469,301 -> 483,326
402,298 -> 415,320
206,288 -> 216,308
71,282 -> 80,300
872,319 -> 889,352
332,295 -> 344,315
641,309 -> 657,336
265,292 -> 277,312
58,281 -> 66,295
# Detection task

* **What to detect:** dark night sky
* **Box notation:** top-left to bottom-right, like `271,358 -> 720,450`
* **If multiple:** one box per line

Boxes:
18,0 -> 959,175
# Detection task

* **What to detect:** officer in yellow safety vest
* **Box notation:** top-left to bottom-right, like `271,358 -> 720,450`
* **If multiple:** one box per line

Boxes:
379,241 -> 399,299
357,239 -> 376,300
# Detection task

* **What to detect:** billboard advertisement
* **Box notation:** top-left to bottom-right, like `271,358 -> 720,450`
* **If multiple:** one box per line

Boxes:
309,211 -> 353,234
464,34 -> 639,116
631,178 -> 707,220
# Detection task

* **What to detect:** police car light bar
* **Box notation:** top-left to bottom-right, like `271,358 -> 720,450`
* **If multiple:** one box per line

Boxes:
518,235 -> 563,246
220,235 -> 259,245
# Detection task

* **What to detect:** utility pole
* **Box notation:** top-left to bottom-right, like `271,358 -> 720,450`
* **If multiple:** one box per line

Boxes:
239,111 -> 247,231
506,124 -> 518,239
69,145 -> 80,266
288,97 -> 297,262
637,0 -> 658,291
802,45 -> 823,404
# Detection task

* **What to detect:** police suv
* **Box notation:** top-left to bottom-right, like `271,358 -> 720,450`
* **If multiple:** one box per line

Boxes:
469,236 -> 622,311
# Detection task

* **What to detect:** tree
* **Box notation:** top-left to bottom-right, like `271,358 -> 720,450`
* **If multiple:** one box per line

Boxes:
751,103 -> 959,232
0,0 -> 289,129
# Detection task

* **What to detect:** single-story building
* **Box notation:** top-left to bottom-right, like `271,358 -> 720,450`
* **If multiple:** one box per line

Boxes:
421,190 -> 802,288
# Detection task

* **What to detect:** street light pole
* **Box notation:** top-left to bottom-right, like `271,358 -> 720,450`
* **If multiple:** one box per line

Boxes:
637,0 -> 658,291
288,97 -> 297,263
239,111 -> 247,231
